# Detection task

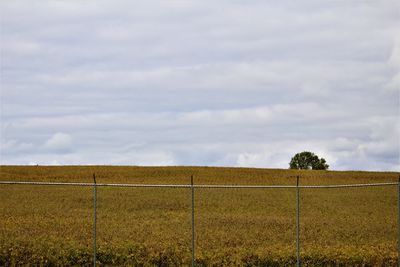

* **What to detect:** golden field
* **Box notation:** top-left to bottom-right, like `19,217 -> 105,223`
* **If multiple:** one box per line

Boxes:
0,165 -> 398,266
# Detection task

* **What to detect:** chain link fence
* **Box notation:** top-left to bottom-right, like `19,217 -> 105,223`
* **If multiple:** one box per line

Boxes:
0,176 -> 398,266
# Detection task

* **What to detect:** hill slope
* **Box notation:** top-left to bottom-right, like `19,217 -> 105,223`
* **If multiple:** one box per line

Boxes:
0,166 -> 398,266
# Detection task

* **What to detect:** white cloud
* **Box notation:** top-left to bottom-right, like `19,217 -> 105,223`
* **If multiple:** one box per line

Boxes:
48,160 -> 61,166
386,34 -> 400,91
44,132 -> 72,153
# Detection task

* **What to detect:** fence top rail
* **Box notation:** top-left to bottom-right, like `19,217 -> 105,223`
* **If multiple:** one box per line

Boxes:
0,181 -> 397,189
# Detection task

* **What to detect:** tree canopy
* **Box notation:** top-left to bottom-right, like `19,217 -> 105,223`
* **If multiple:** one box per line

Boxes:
289,151 -> 329,170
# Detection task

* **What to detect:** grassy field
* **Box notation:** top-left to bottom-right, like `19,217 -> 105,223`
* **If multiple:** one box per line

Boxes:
0,165 -> 398,266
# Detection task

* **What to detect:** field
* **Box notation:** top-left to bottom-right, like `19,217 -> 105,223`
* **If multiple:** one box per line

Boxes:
0,165 -> 398,266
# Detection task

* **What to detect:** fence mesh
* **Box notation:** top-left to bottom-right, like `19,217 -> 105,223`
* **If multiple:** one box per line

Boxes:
299,185 -> 397,264
0,184 -> 93,265
0,177 -> 398,266
95,186 -> 192,265
195,187 -> 297,265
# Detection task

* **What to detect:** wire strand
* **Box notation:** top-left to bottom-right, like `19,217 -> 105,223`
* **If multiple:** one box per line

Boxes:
0,181 -> 397,189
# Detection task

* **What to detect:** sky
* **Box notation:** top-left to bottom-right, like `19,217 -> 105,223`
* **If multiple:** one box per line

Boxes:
0,0 -> 399,171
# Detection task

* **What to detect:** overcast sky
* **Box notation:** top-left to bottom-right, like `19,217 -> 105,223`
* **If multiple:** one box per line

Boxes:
1,0 -> 399,171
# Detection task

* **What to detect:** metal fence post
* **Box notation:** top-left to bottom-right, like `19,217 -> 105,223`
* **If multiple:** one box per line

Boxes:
93,173 -> 97,267
296,175 -> 300,267
398,175 -> 400,267
191,175 -> 196,267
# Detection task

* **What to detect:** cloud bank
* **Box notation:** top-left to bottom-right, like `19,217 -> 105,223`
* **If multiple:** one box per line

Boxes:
1,0 -> 399,171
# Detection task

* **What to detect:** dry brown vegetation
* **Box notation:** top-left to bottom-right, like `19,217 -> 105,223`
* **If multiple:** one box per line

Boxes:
0,165 -> 398,266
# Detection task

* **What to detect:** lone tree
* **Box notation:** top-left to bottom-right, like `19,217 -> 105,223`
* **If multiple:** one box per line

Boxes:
289,151 -> 329,170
